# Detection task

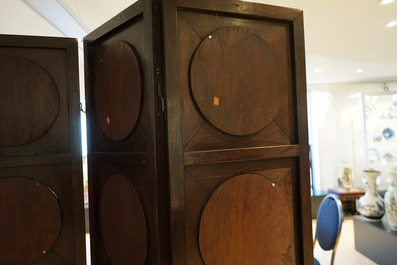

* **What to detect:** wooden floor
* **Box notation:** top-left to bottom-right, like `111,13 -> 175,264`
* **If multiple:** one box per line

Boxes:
313,215 -> 378,265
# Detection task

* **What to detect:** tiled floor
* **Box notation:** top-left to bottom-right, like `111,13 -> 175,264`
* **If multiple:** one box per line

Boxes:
313,215 -> 378,265
86,215 -> 377,264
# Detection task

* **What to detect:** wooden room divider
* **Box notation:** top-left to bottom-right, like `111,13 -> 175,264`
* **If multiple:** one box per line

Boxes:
0,0 -> 313,264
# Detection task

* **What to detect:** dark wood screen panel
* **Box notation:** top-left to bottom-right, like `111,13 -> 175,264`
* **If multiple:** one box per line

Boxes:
84,2 -> 168,264
0,35 -> 85,265
164,1 -> 313,265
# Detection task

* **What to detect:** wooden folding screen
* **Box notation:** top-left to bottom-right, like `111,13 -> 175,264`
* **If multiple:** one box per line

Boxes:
0,35 -> 85,264
0,0 -> 312,264
84,0 -> 313,265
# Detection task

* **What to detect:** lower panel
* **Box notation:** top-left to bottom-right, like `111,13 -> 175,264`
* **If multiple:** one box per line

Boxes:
184,158 -> 300,264
89,154 -> 166,265
0,163 -> 84,265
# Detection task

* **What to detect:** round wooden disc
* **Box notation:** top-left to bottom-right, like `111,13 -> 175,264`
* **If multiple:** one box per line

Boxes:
94,41 -> 142,141
100,174 -> 147,265
199,174 -> 292,265
0,177 -> 62,264
190,27 -> 281,136
0,56 -> 59,146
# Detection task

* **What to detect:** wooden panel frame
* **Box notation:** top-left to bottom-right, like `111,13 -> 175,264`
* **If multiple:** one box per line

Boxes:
84,1 -> 170,264
162,1 -> 313,264
0,34 -> 85,265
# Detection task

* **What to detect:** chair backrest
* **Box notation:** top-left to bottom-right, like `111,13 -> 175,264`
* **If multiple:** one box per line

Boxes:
314,194 -> 343,264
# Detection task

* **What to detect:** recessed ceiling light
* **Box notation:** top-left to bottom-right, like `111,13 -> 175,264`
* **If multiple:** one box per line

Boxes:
356,68 -> 363,73
314,68 -> 322,73
379,0 -> 394,4
386,21 -> 397,28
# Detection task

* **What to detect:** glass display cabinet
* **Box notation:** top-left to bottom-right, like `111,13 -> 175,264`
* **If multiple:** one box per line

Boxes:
358,92 -> 397,191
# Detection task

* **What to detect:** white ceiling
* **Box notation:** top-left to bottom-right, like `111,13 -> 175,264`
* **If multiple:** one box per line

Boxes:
0,0 -> 396,85
260,0 -> 397,84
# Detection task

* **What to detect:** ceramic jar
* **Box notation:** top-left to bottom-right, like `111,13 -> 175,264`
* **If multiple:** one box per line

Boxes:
358,169 -> 385,221
337,161 -> 353,189
385,170 -> 397,230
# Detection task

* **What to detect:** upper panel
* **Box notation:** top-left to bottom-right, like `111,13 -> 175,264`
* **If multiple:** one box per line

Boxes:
0,35 -> 78,157
176,8 -> 296,152
190,26 -> 282,136
94,40 -> 143,141
85,14 -> 148,153
0,56 -> 59,146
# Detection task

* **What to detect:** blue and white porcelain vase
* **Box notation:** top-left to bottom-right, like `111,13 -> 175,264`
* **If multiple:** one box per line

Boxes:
358,169 -> 385,221
385,169 -> 397,230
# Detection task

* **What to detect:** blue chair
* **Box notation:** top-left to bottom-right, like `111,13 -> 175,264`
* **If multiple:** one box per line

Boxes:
313,194 -> 344,265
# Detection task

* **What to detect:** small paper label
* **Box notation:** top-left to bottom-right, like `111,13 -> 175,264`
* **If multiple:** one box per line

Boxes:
213,96 -> 219,106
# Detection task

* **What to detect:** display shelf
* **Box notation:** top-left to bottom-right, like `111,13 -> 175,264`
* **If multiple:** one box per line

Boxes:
362,93 -> 397,191
353,215 -> 397,265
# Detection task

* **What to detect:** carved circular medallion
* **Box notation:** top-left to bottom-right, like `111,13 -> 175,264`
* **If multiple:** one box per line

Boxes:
0,177 -> 62,264
100,174 -> 147,265
190,27 -> 281,136
199,174 -> 292,265
0,56 -> 59,146
94,41 -> 142,141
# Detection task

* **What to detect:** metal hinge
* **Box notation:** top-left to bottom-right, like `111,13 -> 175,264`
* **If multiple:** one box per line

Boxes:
157,82 -> 165,112
156,67 -> 165,112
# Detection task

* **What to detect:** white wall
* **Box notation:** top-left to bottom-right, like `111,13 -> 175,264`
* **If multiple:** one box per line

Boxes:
308,81 -> 397,192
